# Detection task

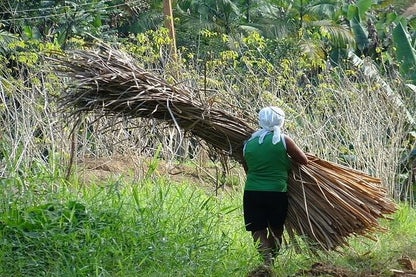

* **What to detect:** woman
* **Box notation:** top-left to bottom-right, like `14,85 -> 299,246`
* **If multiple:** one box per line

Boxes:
242,106 -> 308,265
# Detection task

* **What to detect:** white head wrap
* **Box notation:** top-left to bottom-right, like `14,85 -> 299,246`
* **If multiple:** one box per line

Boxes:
248,106 -> 285,145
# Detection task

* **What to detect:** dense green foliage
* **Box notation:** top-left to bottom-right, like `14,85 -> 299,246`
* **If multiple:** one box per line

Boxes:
1,0 -> 416,71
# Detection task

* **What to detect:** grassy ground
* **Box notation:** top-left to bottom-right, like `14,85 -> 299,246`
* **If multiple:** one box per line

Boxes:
0,167 -> 415,276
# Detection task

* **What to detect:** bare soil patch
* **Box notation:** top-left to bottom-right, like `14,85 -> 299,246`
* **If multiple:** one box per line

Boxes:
76,154 -> 244,192
293,257 -> 416,277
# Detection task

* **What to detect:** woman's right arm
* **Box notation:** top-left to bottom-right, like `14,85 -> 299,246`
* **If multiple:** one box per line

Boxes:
284,135 -> 308,165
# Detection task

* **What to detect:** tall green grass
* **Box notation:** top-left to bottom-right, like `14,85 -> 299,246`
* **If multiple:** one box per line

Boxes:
0,173 -> 259,276
1,169 -> 415,276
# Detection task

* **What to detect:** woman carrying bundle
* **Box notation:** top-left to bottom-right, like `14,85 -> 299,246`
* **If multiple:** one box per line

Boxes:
242,106 -> 308,265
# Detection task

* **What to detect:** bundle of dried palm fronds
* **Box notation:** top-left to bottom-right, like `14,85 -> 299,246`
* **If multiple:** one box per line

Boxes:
51,46 -> 251,163
50,44 -> 396,253
286,155 -> 395,253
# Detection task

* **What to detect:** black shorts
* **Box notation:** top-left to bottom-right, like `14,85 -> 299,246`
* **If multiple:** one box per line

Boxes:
243,190 -> 288,232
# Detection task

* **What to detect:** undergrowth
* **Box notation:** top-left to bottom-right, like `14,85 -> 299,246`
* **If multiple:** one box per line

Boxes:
0,174 -> 258,276
0,171 -> 415,276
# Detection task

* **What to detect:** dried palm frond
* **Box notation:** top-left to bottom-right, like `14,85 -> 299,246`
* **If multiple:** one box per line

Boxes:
286,155 -> 396,253
49,44 -> 397,254
50,46 -> 251,163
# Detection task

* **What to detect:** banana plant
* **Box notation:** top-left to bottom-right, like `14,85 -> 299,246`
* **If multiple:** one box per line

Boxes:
392,20 -> 416,85
347,4 -> 369,54
344,0 -> 398,59
344,0 -> 377,55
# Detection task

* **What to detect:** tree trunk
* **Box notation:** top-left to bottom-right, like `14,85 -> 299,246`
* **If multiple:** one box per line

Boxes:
163,0 -> 177,59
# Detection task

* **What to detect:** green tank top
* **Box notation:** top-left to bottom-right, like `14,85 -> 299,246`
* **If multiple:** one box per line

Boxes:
243,133 -> 291,192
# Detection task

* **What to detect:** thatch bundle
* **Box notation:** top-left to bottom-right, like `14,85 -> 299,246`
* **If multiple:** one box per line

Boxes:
53,46 -> 251,163
286,155 -> 395,253
50,45 -> 396,253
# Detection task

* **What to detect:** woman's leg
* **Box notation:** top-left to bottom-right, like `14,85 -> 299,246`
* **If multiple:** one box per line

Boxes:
252,229 -> 274,265
268,226 -> 284,256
